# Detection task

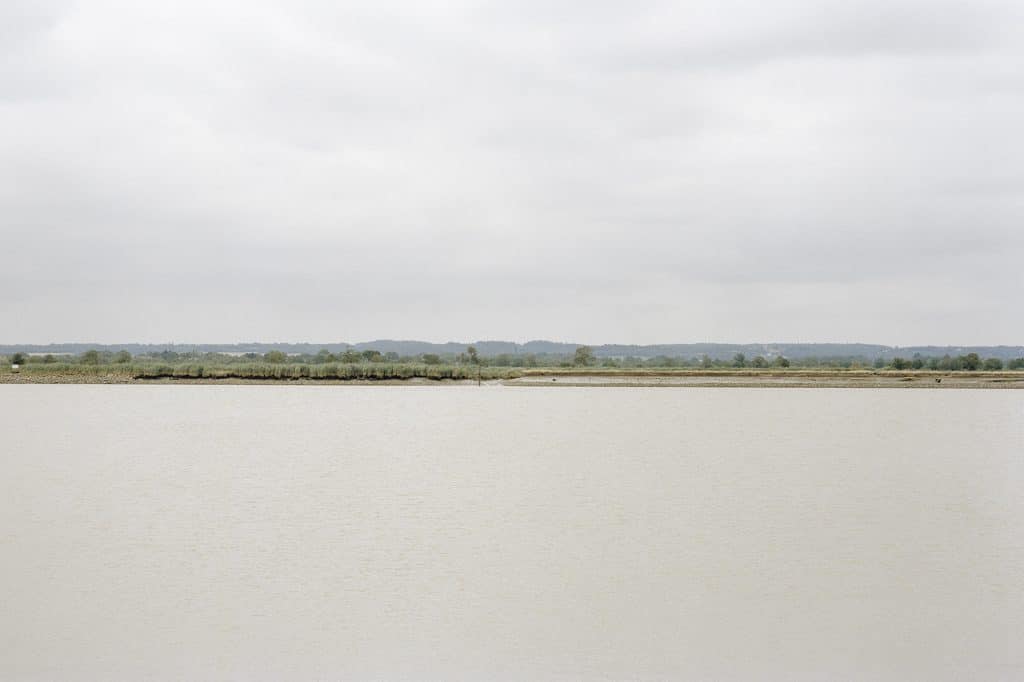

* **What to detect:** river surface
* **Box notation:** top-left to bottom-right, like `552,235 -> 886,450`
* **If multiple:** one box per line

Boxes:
1,386 -> 1022,681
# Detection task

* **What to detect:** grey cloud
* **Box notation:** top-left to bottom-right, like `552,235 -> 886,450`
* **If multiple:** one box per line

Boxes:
1,0 -> 1022,344
603,3 -> 1003,74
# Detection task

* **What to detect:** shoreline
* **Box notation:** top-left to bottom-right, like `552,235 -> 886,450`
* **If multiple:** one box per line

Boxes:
505,375 -> 1024,389
2,370 -> 1023,389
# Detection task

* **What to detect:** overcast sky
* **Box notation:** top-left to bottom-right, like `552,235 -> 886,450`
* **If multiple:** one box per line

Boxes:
2,0 -> 1022,345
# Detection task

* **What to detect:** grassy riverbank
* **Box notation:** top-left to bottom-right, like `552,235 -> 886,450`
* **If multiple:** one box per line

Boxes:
2,364 -> 1023,388
507,369 -> 1024,389
0,362 -> 521,383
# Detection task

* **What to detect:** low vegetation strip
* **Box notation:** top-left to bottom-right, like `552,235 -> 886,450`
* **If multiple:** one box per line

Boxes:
3,362 -> 1023,387
3,345 -> 1023,385
1,362 -> 522,382
132,363 -> 520,381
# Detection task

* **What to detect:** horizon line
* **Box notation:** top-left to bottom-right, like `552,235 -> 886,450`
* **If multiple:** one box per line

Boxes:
3,340 -> 1023,349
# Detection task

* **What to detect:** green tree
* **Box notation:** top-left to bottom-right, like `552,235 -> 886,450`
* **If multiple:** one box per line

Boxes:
422,354 -> 441,365
733,353 -> 746,368
340,349 -> 360,363
114,350 -> 132,364
773,356 -> 790,368
891,357 -> 910,370
81,349 -> 101,365
11,352 -> 26,365
961,353 -> 981,371
465,345 -> 483,385
42,354 -> 56,364
573,346 -> 595,367
751,355 -> 766,368
983,358 -> 1003,370
1008,358 -> 1024,370
700,354 -> 713,369
361,350 -> 383,362
265,350 -> 286,363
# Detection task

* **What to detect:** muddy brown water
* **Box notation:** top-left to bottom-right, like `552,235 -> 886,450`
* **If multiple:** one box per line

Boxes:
2,385 -> 1022,680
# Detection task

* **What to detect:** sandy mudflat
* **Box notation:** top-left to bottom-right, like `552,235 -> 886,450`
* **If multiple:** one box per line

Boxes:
504,373 -> 1024,389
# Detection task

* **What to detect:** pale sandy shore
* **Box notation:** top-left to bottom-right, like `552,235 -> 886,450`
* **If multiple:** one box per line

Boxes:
504,374 -> 1024,389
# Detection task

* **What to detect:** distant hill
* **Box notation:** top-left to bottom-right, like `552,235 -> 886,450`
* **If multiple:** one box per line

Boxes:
3,341 -> 1023,361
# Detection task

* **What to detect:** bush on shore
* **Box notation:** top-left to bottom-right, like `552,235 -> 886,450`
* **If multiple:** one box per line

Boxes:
129,363 -> 520,381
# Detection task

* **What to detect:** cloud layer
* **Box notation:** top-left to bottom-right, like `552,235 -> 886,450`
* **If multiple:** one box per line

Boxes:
3,0 -> 1022,343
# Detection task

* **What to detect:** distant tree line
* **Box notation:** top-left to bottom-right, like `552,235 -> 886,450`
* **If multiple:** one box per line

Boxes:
4,346 -> 1024,371
884,352 -> 1021,371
